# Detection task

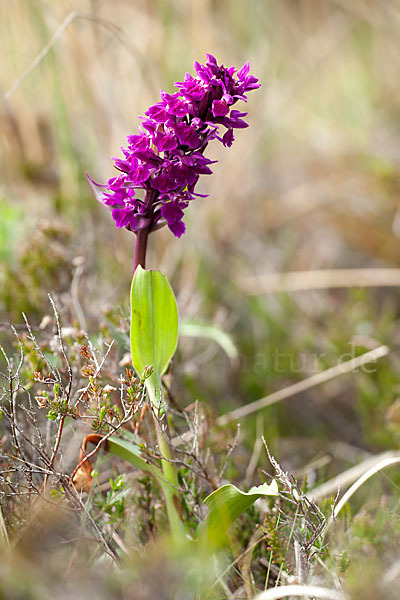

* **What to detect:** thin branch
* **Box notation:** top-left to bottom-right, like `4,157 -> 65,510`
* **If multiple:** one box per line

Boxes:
48,295 -> 73,401
22,313 -> 60,383
218,424 -> 240,479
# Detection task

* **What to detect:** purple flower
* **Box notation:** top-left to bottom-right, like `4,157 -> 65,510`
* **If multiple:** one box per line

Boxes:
221,129 -> 234,148
174,121 -> 200,149
212,99 -> 230,117
88,55 -> 260,237
176,74 -> 207,101
161,200 -> 187,238
112,206 -> 138,229
161,92 -> 192,118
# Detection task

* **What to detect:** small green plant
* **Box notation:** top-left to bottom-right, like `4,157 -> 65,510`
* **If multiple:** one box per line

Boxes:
94,474 -> 129,524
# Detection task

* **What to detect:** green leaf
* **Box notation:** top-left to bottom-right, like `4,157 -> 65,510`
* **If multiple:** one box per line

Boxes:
107,436 -> 163,483
180,321 -> 238,360
108,435 -> 187,541
130,266 -> 178,405
198,481 -> 278,547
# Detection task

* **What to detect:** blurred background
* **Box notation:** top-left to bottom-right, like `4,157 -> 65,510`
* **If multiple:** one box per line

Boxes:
1,0 -> 400,466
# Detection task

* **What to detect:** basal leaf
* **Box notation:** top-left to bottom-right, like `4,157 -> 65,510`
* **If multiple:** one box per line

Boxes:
108,435 -> 187,540
198,481 -> 278,547
130,266 -> 178,403
108,436 -> 163,483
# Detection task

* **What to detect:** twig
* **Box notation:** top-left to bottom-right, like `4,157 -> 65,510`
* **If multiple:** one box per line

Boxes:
263,438 -> 330,572
218,424 -> 240,479
70,403 -> 145,484
39,297 -> 74,489
63,480 -> 121,565
22,313 -> 60,383
70,431 -> 113,483
217,345 -> 389,425
1,330 -> 26,462
48,295 -> 73,401
48,416 -> 66,472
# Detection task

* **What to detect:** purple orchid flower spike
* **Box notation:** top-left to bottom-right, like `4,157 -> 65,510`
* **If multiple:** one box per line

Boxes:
88,55 -> 260,270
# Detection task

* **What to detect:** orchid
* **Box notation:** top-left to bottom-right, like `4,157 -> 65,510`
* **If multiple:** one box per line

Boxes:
85,56 -> 260,541
88,54 -> 260,248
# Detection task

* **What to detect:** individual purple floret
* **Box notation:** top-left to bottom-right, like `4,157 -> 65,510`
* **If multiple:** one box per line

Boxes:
88,55 -> 260,239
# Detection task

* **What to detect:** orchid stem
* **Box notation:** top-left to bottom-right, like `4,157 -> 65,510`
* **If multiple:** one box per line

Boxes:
133,227 -> 149,273
132,206 -> 184,542
148,383 -> 185,543
133,189 -> 155,274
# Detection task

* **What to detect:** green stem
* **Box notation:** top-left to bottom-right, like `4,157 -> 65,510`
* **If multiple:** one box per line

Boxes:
147,380 -> 185,543
131,203 -> 184,541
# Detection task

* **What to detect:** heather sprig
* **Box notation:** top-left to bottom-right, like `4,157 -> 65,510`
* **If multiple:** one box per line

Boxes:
88,55 -> 260,257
